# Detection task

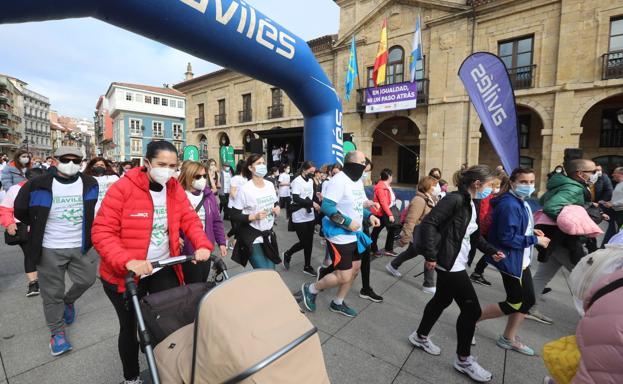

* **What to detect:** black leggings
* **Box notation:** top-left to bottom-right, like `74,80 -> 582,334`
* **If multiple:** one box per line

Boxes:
227,208 -> 242,238
286,220 -> 315,267
499,266 -> 535,315
417,269 -> 481,357
370,214 -> 397,252
19,243 -> 37,274
102,267 -> 179,381
472,254 -> 488,275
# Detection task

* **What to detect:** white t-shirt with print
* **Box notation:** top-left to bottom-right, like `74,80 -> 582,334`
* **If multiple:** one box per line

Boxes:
449,201 -> 478,272
94,175 -> 119,214
221,171 -> 232,194
323,171 -> 366,244
186,191 -> 206,230
278,173 -> 291,197
291,175 -> 315,223
228,175 -> 248,209
522,200 -> 534,269
43,178 -> 84,249
147,188 -> 170,262
234,180 -> 278,244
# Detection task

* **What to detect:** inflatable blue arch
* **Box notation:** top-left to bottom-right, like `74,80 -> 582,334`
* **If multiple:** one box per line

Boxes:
1,0 -> 344,166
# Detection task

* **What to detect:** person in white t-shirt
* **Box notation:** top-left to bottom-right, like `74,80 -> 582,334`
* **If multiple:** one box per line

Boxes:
226,160 -> 249,245
231,154 -> 280,269
283,161 -> 320,276
278,164 -> 291,213
84,157 -> 120,215
301,151 -> 381,318
218,162 -> 233,218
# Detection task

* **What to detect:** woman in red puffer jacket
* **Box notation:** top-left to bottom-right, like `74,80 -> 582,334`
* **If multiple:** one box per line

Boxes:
93,141 -> 213,384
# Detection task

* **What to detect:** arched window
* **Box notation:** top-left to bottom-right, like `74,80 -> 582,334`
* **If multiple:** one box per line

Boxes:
387,46 -> 405,85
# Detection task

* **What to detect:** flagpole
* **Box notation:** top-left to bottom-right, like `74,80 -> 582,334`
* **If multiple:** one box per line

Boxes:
355,35 -> 362,91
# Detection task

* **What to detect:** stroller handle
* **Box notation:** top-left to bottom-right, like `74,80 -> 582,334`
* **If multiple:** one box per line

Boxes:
151,255 -> 195,269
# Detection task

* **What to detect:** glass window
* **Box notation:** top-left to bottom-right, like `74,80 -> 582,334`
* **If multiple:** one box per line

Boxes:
153,122 -> 163,137
600,108 -> 623,147
161,98 -> 168,107
611,17 -> 623,51
173,123 -> 183,137
366,67 -> 375,88
498,36 -> 533,69
130,119 -> 141,135
218,99 -> 226,115
242,94 -> 251,111
520,156 -> 534,169
387,46 -> 405,85
144,95 -> 152,104
153,97 -> 160,105
126,92 -> 133,101
177,100 -> 184,108
135,94 -> 143,103
519,115 -> 530,149
131,139 -> 142,153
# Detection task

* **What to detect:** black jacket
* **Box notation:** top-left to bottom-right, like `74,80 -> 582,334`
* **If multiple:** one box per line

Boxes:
14,173 -> 98,265
595,174 -> 613,202
231,225 -> 280,267
420,190 -> 498,270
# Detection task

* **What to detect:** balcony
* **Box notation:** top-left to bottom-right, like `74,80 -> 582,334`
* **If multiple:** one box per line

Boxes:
356,79 -> 429,114
0,79 -> 7,89
195,117 -> 205,128
214,113 -> 226,126
507,65 -> 536,90
602,50 -> 623,80
0,109 -> 8,118
0,122 -> 9,132
0,94 -> 8,104
238,109 -> 252,123
267,104 -> 284,119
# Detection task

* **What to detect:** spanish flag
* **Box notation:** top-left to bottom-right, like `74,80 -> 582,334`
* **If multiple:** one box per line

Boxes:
373,18 -> 388,87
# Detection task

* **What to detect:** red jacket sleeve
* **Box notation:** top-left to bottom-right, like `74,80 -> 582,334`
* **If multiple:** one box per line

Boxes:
0,206 -> 16,227
176,185 -> 213,252
92,180 -> 134,276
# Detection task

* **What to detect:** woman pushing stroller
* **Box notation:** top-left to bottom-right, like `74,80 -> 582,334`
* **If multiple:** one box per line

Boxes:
93,141 -> 213,384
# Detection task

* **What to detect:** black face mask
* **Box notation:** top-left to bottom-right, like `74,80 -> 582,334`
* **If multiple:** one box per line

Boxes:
302,172 -> 311,181
92,166 -> 106,176
342,162 -> 366,182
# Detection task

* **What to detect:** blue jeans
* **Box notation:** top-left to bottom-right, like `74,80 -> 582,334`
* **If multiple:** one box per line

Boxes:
249,244 -> 276,270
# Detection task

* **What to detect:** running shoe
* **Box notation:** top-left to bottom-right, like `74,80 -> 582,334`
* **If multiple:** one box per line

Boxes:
283,251 -> 291,270
526,309 -> 553,325
359,288 -> 383,303
543,376 -> 555,384
303,266 -> 317,277
384,250 -> 398,257
329,301 -> 357,317
301,283 -> 317,312
542,287 -> 552,295
470,272 -> 492,287
385,263 -> 402,278
50,332 -> 72,356
472,336 -> 476,346
454,355 -> 492,382
122,379 -> 144,384
26,280 -> 40,297
422,285 -> 436,295
496,335 -> 535,356
408,331 -> 441,356
63,303 -> 76,325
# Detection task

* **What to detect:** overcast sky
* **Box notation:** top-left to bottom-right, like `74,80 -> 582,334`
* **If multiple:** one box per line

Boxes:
0,1 -> 340,118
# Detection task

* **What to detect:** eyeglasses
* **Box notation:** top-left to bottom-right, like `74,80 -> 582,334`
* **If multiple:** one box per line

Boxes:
193,174 -> 207,180
581,170 -> 597,174
59,158 -> 81,165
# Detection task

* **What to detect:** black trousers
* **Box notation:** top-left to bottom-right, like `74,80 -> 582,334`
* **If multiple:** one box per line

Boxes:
417,269 -> 481,357
370,214 -> 397,252
499,266 -> 535,315
219,194 -> 229,219
102,267 -> 179,381
286,220 -> 315,267
19,243 -> 37,274
472,254 -> 488,275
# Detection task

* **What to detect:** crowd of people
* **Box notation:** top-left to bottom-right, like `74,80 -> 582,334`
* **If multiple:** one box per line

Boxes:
1,142 -> 622,384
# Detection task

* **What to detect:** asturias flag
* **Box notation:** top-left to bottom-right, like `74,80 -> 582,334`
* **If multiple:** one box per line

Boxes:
373,18 -> 388,87
344,35 -> 359,102
410,15 -> 423,83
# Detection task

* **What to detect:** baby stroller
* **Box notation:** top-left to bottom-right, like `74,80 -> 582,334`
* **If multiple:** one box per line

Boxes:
126,256 -> 329,384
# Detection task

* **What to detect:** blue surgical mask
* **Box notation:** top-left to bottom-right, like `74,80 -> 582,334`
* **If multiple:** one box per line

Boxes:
254,164 -> 267,177
476,187 -> 493,199
514,184 -> 535,199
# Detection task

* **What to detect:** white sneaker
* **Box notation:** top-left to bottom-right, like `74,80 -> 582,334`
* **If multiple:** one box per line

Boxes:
422,286 -> 436,294
471,336 -> 476,345
123,379 -> 143,384
408,331 -> 441,355
454,355 -> 492,382
385,263 -> 402,278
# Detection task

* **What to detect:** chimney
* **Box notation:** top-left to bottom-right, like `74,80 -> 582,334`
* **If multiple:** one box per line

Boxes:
185,62 -> 194,81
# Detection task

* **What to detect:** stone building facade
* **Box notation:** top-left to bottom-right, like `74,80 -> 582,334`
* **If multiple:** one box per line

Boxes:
175,0 -> 623,190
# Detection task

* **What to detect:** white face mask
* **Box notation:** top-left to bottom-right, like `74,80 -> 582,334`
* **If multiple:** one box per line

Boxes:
596,171 -> 602,178
149,165 -> 175,186
192,177 -> 207,191
587,172 -> 599,185
19,156 -> 30,165
433,183 -> 441,196
57,161 -> 81,177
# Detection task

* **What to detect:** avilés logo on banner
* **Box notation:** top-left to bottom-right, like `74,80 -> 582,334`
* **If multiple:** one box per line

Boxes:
458,52 -> 519,173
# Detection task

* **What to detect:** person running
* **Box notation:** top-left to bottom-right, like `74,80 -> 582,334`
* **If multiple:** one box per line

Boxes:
370,168 -> 399,257
83,157 -> 120,214
408,165 -> 504,383
226,160 -> 248,248
478,168 -> 551,356
93,141 -> 212,384
528,159 -> 598,325
283,161 -> 319,276
1,150 -> 31,190
179,161 -> 228,283
278,163 -> 291,215
302,151 -> 381,318
386,176 -> 438,294
230,154 -> 281,269
14,147 -> 99,356
0,167 -> 45,296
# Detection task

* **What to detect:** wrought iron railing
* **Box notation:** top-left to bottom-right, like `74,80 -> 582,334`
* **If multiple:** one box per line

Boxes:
507,65 -> 536,89
238,109 -> 252,123
267,104 -> 284,119
602,50 -> 623,80
214,113 -> 227,126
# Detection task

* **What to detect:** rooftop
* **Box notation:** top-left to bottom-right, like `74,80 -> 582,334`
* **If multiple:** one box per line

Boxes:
107,82 -> 185,98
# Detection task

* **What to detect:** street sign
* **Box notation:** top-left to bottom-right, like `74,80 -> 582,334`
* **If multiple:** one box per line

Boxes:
182,145 -> 199,161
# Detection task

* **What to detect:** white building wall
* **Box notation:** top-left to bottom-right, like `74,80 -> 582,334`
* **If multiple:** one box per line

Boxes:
109,86 -> 185,118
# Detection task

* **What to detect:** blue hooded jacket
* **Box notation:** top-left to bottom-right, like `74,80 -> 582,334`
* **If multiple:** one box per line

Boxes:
486,192 -> 538,279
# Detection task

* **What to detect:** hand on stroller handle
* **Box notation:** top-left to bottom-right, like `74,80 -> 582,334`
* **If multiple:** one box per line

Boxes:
126,255 -> 228,279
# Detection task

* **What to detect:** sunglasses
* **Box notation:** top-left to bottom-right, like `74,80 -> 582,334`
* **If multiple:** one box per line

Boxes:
59,158 -> 81,165
193,174 -> 207,180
